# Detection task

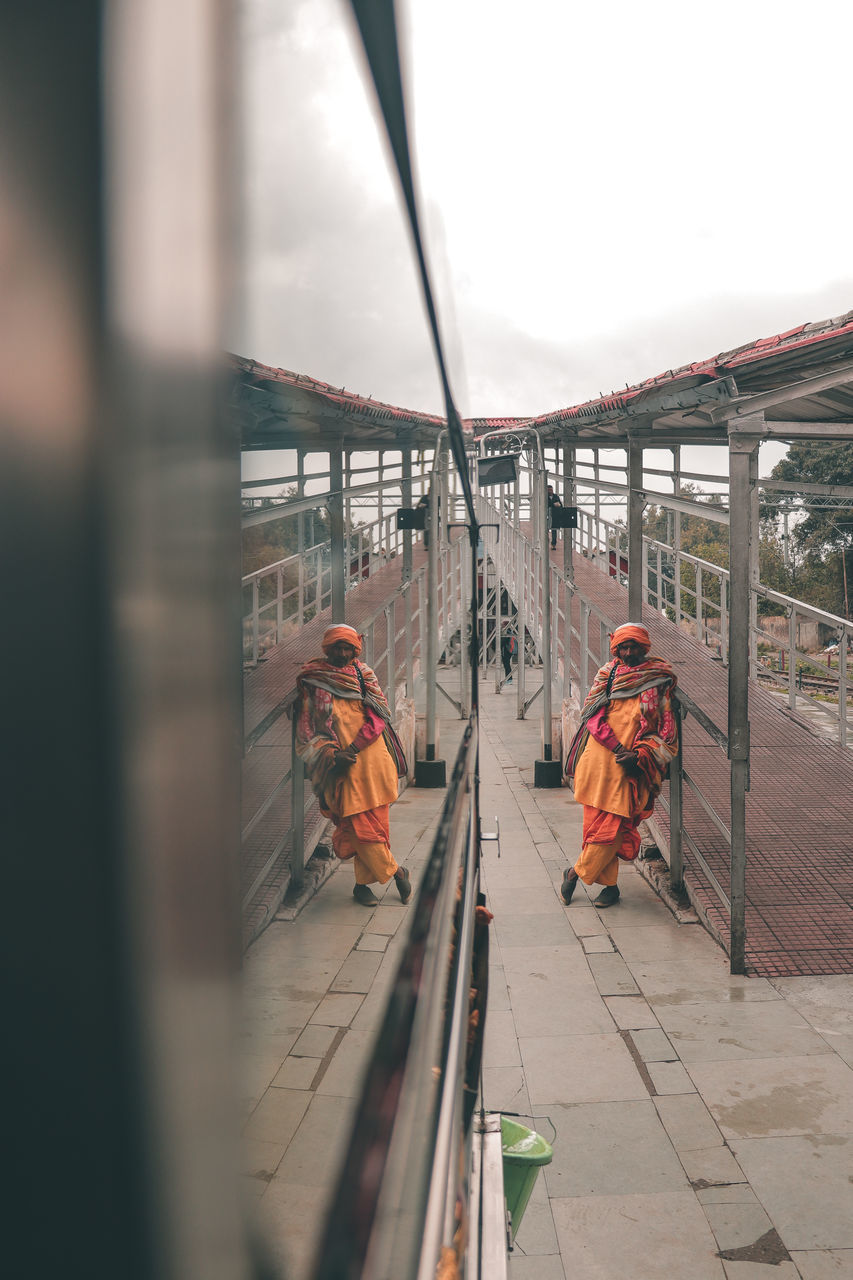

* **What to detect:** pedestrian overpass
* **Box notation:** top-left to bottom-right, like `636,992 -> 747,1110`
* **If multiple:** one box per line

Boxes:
236,325 -> 853,982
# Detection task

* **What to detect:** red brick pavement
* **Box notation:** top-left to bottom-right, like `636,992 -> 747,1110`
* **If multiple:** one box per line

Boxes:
555,546 -> 853,978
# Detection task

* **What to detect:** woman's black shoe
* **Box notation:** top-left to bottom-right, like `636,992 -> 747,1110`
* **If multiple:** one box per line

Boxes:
560,869 -> 579,905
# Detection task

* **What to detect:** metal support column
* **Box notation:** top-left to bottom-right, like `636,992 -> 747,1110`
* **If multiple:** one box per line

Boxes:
402,448 -> 413,583
516,519 -> 527,718
564,444 -> 575,585
297,449 -> 306,624
535,434 -> 561,785
415,440 -> 446,786
727,423 -> 760,975
329,448 -> 346,621
628,439 -> 645,621
749,446 -> 760,680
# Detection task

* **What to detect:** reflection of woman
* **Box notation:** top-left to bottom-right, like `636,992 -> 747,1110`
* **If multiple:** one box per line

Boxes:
295,624 -> 411,907
563,623 -> 677,909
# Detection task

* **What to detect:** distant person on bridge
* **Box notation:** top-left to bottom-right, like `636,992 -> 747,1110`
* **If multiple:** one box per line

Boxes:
295,624 -> 412,907
562,623 -> 677,908
547,484 -> 562,550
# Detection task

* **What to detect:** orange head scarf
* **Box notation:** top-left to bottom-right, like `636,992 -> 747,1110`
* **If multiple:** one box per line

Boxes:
610,623 -> 651,655
321,624 -> 363,654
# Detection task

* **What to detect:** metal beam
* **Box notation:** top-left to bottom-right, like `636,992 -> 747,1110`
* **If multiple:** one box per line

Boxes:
639,489 -> 729,525
747,420 -> 853,440
713,362 -> 853,422
758,478 -> 853,500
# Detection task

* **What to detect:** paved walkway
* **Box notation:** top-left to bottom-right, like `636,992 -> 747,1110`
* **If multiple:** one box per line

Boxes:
241,672 -> 853,1280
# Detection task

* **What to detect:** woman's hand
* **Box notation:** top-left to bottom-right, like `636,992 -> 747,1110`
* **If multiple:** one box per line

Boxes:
614,745 -> 639,770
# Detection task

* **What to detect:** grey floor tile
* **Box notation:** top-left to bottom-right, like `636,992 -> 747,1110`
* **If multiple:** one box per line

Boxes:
520,1032 -> 647,1106
355,933 -> 388,951
731,1135 -> 853,1250
688,1055 -> 853,1139
630,1027 -> 677,1062
587,952 -> 641,996
581,934 -> 614,954
291,1024 -> 337,1058
647,1060 -> 695,1095
273,1093 -> 355,1189
604,995 -> 660,1030
243,1087 -> 312,1144
632,958 -> 782,1008
480,1066 -> 530,1114
507,970 -> 615,1039
486,885 -> 568,915
315,1028 -> 377,1098
679,1146 -> 747,1190
722,1262 -> 800,1280
330,949 -> 383,994
542,1099 -> 687,1197
656,999 -> 834,1063
484,1008 -> 521,1069
564,907 -> 608,937
551,1191 -> 726,1279
496,912 -> 579,949
703,1199 -> 775,1249
655,1094 -> 725,1152
610,921 -> 719,964
790,1249 -> 853,1279
508,1253 -> 566,1279
309,992 -> 364,1027
254,1180 -> 326,1280
242,1136 -> 287,1182
697,1184 -> 758,1205
270,1055 -> 319,1090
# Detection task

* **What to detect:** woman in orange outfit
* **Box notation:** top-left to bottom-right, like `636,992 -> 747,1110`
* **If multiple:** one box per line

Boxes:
295,624 -> 411,907
563,623 -> 677,908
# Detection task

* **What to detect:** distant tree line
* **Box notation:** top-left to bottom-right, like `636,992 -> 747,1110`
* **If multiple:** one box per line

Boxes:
642,443 -> 852,623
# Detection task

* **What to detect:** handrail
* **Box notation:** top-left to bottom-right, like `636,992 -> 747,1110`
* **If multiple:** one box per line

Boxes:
311,720 -> 480,1280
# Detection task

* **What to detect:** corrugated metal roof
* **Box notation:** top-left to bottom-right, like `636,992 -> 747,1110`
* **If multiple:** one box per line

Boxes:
232,308 -> 853,449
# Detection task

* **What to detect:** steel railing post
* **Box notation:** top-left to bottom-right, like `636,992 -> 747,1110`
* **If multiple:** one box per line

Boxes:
669,701 -> 684,890
840,632 -> 848,748
386,602 -> 396,715
291,715 -> 305,892
251,577 -> 260,664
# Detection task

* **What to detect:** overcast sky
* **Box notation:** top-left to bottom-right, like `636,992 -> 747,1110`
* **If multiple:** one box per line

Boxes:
236,0 -> 853,430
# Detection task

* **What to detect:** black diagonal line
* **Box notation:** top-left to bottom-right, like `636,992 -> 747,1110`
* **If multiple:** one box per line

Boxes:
348,0 -> 475,522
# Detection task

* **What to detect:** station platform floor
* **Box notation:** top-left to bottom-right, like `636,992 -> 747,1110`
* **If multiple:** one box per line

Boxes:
241,672 -> 853,1280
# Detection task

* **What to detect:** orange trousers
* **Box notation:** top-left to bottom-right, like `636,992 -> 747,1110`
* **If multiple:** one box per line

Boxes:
573,806 -> 641,887
332,804 -> 398,886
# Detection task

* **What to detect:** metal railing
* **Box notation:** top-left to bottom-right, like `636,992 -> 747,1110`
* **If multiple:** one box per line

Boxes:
572,503 -> 852,747
242,508 -> 423,664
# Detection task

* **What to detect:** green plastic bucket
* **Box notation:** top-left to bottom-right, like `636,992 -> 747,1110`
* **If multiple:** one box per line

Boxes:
500,1116 -> 553,1241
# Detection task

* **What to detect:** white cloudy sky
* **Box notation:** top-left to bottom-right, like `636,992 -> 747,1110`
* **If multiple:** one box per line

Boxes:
236,0 -> 853,427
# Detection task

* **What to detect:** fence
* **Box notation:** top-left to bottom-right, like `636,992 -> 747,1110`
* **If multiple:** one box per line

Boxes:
572,503 -> 852,748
